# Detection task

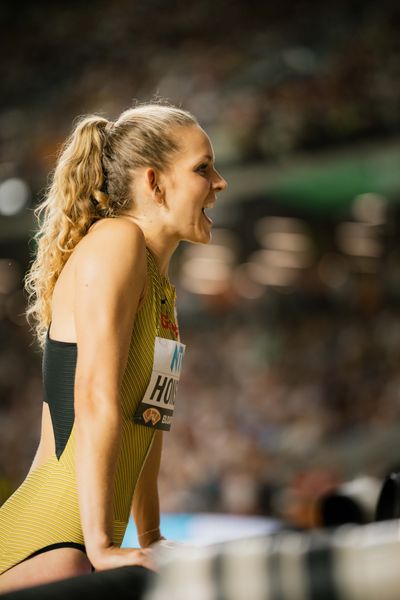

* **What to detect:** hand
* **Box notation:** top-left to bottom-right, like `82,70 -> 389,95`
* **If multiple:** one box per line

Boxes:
90,544 -> 157,572
150,537 -> 186,550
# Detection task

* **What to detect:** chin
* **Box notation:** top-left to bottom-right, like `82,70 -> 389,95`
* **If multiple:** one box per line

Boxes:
183,229 -> 212,245
196,231 -> 212,244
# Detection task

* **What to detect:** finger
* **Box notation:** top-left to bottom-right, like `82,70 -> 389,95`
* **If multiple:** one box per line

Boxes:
137,556 -> 158,571
127,549 -> 157,571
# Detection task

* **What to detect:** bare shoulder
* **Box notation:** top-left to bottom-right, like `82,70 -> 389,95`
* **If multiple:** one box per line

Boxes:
74,218 -> 146,273
73,217 -> 148,326
82,217 -> 146,251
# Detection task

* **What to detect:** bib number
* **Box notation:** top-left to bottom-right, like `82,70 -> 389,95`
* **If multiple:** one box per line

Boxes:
133,337 -> 186,431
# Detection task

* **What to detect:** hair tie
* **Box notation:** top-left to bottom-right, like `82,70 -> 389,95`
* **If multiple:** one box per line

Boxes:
105,121 -> 114,135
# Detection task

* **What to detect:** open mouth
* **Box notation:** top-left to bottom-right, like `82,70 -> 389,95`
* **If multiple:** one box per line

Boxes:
202,206 -> 213,224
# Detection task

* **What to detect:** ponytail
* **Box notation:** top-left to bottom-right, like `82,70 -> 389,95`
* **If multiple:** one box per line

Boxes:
24,115 -> 113,349
54,115 -> 111,229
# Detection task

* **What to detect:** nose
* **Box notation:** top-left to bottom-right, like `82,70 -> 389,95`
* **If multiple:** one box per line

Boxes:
212,169 -> 228,192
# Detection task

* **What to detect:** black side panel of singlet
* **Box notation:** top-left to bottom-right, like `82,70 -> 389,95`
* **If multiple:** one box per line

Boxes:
42,339 -> 77,460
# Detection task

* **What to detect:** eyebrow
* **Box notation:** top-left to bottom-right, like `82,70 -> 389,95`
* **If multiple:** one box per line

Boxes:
199,154 -> 215,162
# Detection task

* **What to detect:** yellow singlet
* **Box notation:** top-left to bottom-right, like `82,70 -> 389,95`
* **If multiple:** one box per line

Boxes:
0,247 -> 179,574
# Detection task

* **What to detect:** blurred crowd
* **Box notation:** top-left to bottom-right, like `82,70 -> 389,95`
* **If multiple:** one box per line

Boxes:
157,278 -> 400,528
1,0 -> 400,195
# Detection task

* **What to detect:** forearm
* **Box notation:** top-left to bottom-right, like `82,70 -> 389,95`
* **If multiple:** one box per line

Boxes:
132,430 -> 163,547
75,387 -> 122,559
133,480 -> 161,547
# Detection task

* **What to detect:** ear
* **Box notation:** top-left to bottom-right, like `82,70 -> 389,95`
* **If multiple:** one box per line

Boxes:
145,167 -> 165,206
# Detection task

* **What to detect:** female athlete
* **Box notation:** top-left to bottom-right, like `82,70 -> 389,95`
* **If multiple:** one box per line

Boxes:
0,100 -> 228,592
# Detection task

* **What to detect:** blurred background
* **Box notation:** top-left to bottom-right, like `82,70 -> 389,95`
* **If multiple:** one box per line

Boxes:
1,0 -> 400,535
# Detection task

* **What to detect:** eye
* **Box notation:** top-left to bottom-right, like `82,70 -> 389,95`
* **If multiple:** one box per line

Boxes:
197,163 -> 209,173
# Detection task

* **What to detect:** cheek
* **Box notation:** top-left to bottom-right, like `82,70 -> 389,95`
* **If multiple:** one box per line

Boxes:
179,181 -> 209,213
191,173 -> 210,193
168,176 -> 209,220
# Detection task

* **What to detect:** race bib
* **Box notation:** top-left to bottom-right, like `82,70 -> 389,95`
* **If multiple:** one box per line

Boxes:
133,336 -> 186,431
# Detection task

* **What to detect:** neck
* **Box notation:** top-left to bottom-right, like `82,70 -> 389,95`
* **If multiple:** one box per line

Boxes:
145,232 -> 179,279
118,213 -> 179,278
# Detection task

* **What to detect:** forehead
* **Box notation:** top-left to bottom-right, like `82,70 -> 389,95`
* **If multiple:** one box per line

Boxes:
176,125 -> 215,162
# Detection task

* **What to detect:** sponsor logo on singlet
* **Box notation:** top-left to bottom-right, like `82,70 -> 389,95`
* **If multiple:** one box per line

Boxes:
133,337 -> 186,431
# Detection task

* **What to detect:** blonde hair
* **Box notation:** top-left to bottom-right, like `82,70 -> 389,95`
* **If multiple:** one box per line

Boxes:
24,99 -> 198,349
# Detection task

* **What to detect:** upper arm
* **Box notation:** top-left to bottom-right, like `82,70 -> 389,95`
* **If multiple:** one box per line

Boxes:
73,220 -> 147,409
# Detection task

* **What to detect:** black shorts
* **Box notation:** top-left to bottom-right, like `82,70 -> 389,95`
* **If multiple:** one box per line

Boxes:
21,542 -> 95,572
